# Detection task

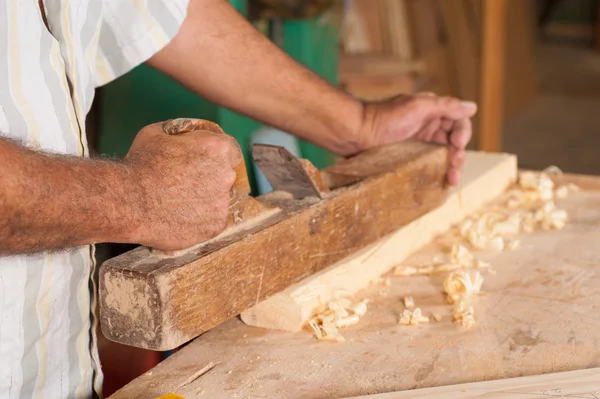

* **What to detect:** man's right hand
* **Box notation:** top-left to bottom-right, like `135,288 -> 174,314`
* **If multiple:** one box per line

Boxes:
123,123 -> 242,252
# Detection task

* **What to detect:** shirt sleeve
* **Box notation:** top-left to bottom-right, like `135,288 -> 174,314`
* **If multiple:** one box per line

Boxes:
94,0 -> 189,87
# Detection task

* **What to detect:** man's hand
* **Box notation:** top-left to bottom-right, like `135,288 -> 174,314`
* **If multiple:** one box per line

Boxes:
355,93 -> 478,186
124,123 -> 241,252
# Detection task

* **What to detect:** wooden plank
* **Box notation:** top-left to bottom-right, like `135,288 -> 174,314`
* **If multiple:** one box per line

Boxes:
339,54 -> 426,100
339,54 -> 425,79
385,0 -> 413,60
504,0 -> 537,118
439,0 -> 480,103
345,368 -> 600,398
405,0 -> 442,58
341,0 -> 373,54
99,142 -> 450,350
597,0 -> 600,55
355,0 -> 385,53
420,45 -> 453,96
241,151 -> 517,332
108,175 -> 600,399
479,0 -> 507,152
342,74 -> 423,101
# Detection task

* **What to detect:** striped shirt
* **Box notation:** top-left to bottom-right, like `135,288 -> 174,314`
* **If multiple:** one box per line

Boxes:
0,1 -> 188,398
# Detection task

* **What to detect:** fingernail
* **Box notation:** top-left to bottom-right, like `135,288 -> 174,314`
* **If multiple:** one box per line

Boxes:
461,101 -> 477,111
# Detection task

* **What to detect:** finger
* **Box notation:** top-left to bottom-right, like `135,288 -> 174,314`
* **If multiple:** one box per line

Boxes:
416,91 -> 436,97
447,167 -> 462,186
449,118 -> 472,150
193,130 -> 243,168
417,118 -> 441,142
414,96 -> 477,121
450,148 -> 467,168
431,126 -> 451,145
441,117 -> 454,131
139,122 -> 169,138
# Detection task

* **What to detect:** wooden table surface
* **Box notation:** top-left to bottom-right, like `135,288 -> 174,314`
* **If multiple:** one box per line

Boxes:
109,174 -> 600,399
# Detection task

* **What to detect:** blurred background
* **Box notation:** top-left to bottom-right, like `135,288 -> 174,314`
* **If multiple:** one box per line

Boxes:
93,0 -> 600,395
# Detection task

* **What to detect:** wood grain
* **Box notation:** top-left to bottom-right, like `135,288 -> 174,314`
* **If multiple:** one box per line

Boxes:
99,142 -> 450,350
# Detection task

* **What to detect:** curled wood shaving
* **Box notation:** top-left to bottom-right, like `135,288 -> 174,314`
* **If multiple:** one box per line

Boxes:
404,296 -> 415,309
443,271 -> 484,304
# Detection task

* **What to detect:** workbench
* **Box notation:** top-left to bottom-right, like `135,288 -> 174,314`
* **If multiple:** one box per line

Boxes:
107,172 -> 600,398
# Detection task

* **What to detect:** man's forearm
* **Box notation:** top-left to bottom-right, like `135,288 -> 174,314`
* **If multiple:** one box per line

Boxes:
148,0 -> 365,156
0,138 -> 138,254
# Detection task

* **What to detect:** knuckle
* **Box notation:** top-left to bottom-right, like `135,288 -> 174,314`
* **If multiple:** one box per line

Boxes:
439,96 -> 459,108
223,170 -> 237,187
202,134 -> 234,156
407,96 -> 429,112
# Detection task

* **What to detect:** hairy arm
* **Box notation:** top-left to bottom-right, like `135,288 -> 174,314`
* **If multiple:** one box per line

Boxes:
147,0 -> 365,156
0,122 -> 242,255
0,137 -> 138,254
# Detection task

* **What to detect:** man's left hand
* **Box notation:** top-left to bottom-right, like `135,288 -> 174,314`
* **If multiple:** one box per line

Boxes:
355,93 -> 478,186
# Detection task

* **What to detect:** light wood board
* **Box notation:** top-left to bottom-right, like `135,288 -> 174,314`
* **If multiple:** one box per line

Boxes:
347,367 -> 600,398
241,151 -> 517,332
108,173 -> 600,399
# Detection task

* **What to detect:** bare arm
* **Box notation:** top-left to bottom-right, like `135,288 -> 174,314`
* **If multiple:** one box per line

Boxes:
0,124 -> 240,254
147,0 -> 478,185
147,0 -> 365,156
0,137 -> 138,254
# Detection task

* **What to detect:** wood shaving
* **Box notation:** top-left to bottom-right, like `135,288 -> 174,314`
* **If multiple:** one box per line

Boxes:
506,239 -> 520,251
308,298 -> 369,342
452,300 -> 476,329
404,296 -> 415,309
398,307 -> 429,326
555,185 -> 569,199
350,299 -> 369,316
444,271 -> 484,304
450,244 -> 474,266
335,314 -> 360,328
393,265 -> 434,276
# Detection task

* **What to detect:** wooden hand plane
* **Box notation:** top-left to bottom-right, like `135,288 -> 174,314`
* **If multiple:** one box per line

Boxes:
99,118 -> 451,350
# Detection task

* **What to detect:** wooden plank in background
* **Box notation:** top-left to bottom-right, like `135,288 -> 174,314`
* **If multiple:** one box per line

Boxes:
439,0 -> 481,103
479,0 -> 507,152
342,74 -> 423,101
385,0 -> 413,60
354,0 -> 384,53
405,0 -> 442,57
504,0 -> 538,118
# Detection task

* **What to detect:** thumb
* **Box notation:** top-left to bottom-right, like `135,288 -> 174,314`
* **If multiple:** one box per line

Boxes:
416,96 -> 478,120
